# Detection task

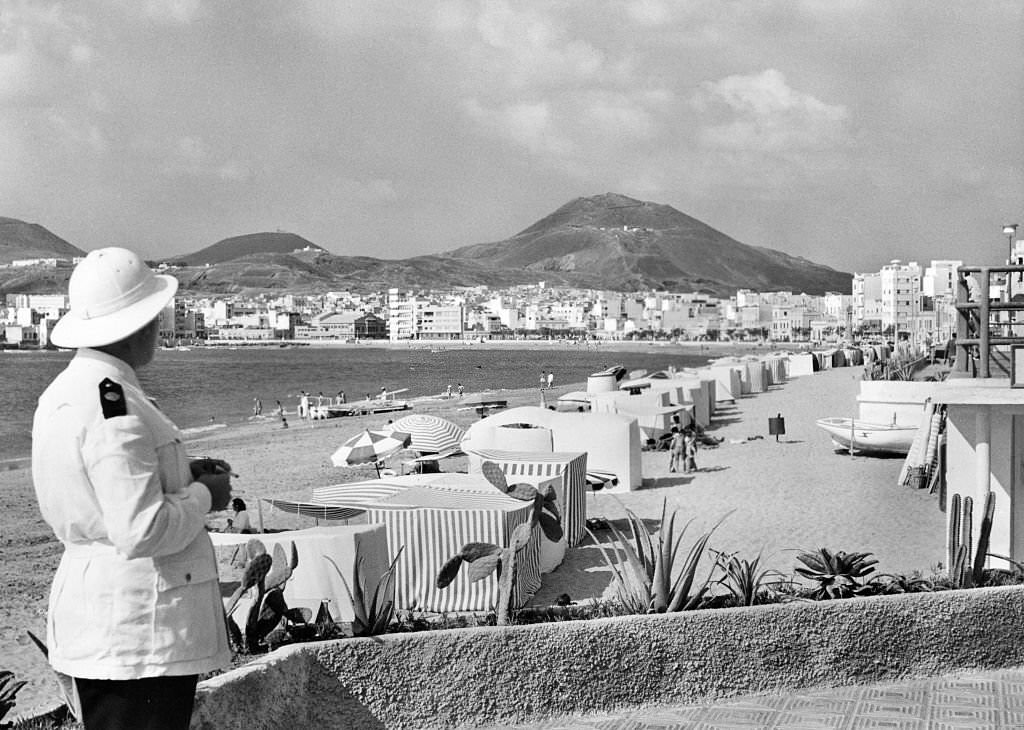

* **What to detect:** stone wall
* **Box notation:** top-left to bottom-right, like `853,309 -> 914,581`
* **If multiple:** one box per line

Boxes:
192,586 -> 1024,729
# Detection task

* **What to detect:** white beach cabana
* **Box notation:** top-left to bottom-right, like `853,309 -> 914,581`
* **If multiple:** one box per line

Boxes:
209,523 -> 389,623
461,407 -> 642,492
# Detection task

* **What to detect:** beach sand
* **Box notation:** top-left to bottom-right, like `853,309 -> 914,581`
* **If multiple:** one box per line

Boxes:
0,365 -> 947,718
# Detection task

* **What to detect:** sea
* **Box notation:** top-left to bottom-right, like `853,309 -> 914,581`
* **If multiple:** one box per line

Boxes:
0,343 -> 743,462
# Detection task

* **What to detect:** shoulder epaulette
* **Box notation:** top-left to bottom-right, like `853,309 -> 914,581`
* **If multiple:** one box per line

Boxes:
99,378 -> 128,419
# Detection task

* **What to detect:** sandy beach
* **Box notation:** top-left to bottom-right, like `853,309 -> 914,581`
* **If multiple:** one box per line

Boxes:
0,363 -> 947,718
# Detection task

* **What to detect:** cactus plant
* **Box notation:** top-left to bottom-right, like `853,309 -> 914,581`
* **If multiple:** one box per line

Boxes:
225,539 -> 299,653
436,464 -> 563,625
947,491 -> 995,588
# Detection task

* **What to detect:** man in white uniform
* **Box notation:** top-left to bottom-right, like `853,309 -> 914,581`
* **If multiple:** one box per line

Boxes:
32,248 -> 232,730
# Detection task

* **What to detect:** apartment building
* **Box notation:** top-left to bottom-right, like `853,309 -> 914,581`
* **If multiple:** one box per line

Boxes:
388,289 -> 464,341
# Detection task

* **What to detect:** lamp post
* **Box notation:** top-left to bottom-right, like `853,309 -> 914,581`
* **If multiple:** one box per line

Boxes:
1006,224 -> 1019,334
1005,224 -> 1018,266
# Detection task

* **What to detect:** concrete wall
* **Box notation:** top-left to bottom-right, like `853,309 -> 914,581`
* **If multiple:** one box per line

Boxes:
857,381 -> 937,426
192,586 -> 1024,730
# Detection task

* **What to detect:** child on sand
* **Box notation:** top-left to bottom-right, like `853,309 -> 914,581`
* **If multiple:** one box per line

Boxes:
668,427 -> 684,473
683,428 -> 699,473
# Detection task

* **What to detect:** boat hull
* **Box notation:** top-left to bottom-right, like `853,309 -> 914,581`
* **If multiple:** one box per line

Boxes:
815,417 -> 917,455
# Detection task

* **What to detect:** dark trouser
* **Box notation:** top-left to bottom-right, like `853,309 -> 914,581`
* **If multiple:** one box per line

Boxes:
76,675 -> 198,730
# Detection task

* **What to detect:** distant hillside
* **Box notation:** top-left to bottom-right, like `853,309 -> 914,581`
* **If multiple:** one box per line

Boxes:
178,232 -> 327,266
439,193 -> 850,296
1,196 -> 852,297
0,218 -> 83,265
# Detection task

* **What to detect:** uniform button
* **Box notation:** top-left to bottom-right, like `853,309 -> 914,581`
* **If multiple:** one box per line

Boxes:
185,573 -> 192,582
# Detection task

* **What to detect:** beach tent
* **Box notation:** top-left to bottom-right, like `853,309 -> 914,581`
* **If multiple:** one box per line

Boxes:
763,355 -> 788,384
466,450 -> 589,548
556,390 -> 591,411
788,352 -> 817,376
706,363 -> 743,402
744,359 -> 767,393
312,475 -> 543,612
209,524 -> 389,623
461,407 -> 642,492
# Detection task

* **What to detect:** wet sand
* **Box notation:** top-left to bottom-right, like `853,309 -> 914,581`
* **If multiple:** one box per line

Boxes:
0,364 -> 947,718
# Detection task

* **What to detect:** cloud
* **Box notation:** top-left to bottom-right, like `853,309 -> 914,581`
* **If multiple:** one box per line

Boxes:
694,68 -> 850,153
464,98 -> 572,158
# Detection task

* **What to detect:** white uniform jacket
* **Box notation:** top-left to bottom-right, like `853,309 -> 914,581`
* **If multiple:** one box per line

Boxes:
32,349 -> 230,679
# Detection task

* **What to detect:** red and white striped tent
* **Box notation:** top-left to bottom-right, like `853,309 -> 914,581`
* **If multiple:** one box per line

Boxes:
465,449 -> 588,547
387,414 -> 465,455
311,475 -> 542,613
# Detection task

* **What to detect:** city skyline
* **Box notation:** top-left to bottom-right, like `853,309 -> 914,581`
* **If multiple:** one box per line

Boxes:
2,2 -> 1021,273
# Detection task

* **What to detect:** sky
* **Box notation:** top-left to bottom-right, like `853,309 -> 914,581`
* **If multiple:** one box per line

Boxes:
1,1 -> 1022,275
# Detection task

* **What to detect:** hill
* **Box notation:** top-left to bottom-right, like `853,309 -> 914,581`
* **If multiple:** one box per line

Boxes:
439,193 -> 850,295
178,232 -> 327,266
0,218 -> 84,265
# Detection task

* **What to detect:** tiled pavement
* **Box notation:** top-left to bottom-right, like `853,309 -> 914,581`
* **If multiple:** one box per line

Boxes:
499,667 -> 1024,729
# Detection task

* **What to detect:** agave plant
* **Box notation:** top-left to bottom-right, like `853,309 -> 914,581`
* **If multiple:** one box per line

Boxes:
712,550 -> 787,607
589,498 -> 730,614
794,547 -> 878,600
870,571 -> 934,595
0,670 -> 26,725
325,545 -> 404,637
436,462 -> 563,625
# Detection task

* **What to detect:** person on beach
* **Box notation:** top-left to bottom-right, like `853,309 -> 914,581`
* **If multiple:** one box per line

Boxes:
252,397 -> 262,416
446,383 -> 453,399
336,390 -> 346,405
668,427 -> 684,472
31,248 -> 232,730
683,428 -> 699,473
226,497 -> 252,534
457,383 -> 464,398
298,391 -> 309,419
540,371 -> 547,389
547,371 -> 554,389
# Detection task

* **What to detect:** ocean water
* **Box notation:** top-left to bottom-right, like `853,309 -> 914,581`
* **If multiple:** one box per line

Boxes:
0,343 -> 733,461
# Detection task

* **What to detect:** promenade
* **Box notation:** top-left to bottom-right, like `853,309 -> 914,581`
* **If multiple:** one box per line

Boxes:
504,667 -> 1024,729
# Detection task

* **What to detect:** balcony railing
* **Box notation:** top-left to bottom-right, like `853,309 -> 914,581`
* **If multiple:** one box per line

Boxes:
954,265 -> 1024,378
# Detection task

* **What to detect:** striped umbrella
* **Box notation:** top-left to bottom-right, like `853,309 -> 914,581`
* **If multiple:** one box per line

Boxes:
331,429 -> 410,471
388,414 -> 465,455
585,470 -> 619,491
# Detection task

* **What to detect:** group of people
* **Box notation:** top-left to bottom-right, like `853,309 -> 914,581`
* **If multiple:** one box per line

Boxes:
539,370 -> 555,389
668,426 -> 699,473
444,383 -> 465,399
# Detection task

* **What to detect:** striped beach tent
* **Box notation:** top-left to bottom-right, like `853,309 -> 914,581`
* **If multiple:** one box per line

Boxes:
465,449 -> 588,547
309,476 -> 543,613
262,499 -> 365,522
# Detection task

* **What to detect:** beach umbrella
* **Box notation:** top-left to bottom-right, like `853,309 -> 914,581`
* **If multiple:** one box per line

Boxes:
584,470 -> 619,492
331,429 -> 410,474
388,414 -> 465,455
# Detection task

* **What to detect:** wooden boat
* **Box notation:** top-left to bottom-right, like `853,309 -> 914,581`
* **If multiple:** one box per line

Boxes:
815,417 -> 917,455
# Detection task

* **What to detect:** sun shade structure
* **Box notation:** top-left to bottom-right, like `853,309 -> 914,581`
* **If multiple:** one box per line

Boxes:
388,414 -> 465,454
330,429 -> 410,468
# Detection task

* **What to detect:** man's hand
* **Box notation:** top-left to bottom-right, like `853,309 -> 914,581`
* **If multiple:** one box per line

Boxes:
190,457 -> 235,481
195,471 -> 232,512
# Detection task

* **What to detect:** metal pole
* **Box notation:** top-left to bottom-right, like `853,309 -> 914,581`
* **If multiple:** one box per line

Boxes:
979,268 -> 990,378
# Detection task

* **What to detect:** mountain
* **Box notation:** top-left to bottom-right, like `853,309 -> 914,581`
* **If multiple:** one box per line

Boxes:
179,232 -> 328,266
0,196 -> 852,296
438,193 -> 850,295
0,218 -> 84,265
